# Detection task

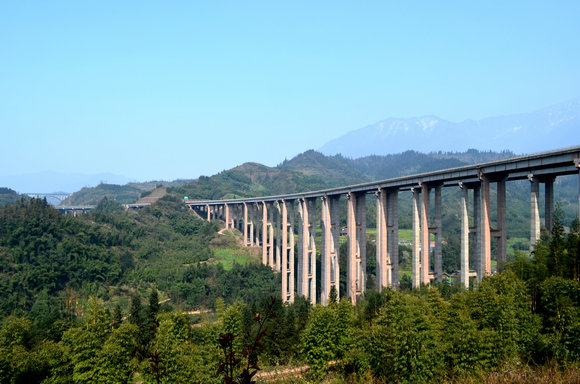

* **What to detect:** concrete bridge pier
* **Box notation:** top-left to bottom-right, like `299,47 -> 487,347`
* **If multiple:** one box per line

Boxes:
298,198 -> 317,304
254,203 -> 261,247
529,175 -> 541,252
281,200 -> 295,303
376,189 -> 388,291
387,189 -> 399,288
420,183 -> 431,285
347,192 -> 366,304
544,177 -> 555,233
224,203 -> 232,230
244,202 -> 254,246
412,188 -> 421,289
493,178 -> 507,270
431,185 -> 443,282
479,176 -> 492,280
529,174 -> 557,251
321,195 -> 340,304
262,201 -> 274,266
275,201 -> 282,272
459,183 -> 470,288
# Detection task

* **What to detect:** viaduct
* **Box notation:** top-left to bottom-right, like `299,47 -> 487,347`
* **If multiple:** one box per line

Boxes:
185,146 -> 580,305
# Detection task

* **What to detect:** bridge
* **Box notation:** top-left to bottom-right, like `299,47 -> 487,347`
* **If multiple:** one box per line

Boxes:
56,203 -> 152,215
25,192 -> 72,203
186,146 -> 580,305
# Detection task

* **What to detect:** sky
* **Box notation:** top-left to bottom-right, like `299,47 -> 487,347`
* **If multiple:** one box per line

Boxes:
1,1 -> 580,190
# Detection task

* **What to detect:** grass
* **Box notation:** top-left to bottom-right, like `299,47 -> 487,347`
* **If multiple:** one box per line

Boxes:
211,247 -> 259,271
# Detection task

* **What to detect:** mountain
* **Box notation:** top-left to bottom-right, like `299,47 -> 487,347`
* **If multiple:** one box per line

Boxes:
319,99 -> 580,157
0,171 -> 133,194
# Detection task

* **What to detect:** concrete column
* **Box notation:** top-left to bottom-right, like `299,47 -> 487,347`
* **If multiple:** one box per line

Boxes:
275,201 -> 281,272
376,189 -> 388,291
321,195 -> 340,305
460,184 -> 469,288
545,177 -> 555,234
262,202 -> 274,266
249,204 -> 255,246
412,188 -> 421,289
281,200 -> 295,303
433,185 -> 442,282
420,184 -> 430,285
224,203 -> 231,230
298,198 -> 316,303
529,175 -> 540,251
255,203 -> 261,247
206,204 -> 211,221
496,178 -> 507,270
347,192 -> 366,303
473,184 -> 481,280
480,177 -> 491,279
243,203 -> 249,246
387,189 -> 399,288
269,202 -> 275,267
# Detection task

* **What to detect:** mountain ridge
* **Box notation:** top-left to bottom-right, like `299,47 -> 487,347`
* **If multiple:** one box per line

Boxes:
319,99 -> 580,158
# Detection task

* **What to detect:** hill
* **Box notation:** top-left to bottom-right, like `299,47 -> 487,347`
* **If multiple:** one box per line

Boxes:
173,149 -> 516,201
0,187 -> 21,207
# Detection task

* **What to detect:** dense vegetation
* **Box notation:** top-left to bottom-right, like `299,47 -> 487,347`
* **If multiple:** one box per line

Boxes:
0,207 -> 579,383
0,188 -> 21,207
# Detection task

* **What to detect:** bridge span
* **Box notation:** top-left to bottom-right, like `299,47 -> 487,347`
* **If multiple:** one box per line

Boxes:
186,146 -> 580,305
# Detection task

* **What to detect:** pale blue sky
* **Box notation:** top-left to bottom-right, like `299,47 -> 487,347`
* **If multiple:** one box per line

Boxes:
1,1 -> 579,187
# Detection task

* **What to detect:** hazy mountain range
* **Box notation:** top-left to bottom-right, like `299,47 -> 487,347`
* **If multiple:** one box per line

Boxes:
319,99 -> 580,158
0,172 -> 132,194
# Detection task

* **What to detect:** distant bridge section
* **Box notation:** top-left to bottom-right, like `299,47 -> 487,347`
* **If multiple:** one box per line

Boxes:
26,193 -> 72,202
57,203 -> 151,215
185,146 -> 580,306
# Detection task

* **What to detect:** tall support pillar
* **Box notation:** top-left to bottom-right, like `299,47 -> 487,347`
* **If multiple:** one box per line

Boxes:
529,174 -> 540,251
387,189 -> 399,288
460,184 -> 469,288
224,203 -> 231,230
298,198 -> 316,303
433,185 -> 443,282
275,202 -> 282,272
376,188 -> 388,291
347,192 -> 366,303
281,200 -> 295,303
544,177 -> 555,234
255,203 -> 261,247
473,184 -> 481,280
412,188 -> 421,289
206,204 -> 211,221
420,184 -> 430,285
249,203 -> 255,246
480,176 -> 491,279
496,178 -> 507,270
262,202 -> 274,266
321,195 -> 340,305
243,203 -> 249,246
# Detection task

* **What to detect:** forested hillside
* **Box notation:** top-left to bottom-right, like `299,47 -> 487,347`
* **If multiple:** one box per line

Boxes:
0,187 -> 21,207
0,199 -> 579,383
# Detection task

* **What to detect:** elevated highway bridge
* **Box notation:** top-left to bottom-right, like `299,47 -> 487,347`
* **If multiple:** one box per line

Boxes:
187,146 -> 580,305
